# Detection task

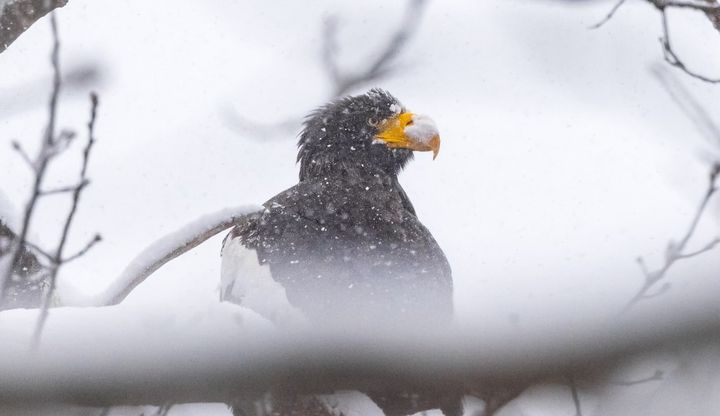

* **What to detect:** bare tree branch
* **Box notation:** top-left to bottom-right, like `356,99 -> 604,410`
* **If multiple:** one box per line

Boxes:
658,9 -> 720,83
39,180 -> 89,196
32,89 -> 99,348
589,0 -> 628,29
593,0 -> 720,83
62,234 -> 101,264
651,65 -> 720,147
649,0 -> 720,13
225,0 -> 429,139
10,141 -> 36,171
0,0 -> 69,54
324,0 -> 429,98
0,11 -> 63,305
0,12 -> 101,319
623,164 -> 719,312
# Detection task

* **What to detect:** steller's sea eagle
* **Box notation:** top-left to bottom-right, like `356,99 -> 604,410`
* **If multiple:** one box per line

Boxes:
221,89 -> 452,327
221,90 -> 459,416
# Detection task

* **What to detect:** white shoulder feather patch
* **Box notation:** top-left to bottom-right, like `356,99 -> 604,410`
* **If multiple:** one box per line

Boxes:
220,237 -> 306,327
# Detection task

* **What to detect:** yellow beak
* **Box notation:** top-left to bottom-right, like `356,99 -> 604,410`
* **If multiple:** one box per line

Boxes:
376,112 -> 441,159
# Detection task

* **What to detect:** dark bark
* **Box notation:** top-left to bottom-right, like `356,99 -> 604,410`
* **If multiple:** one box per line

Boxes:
0,221 -> 46,310
0,0 -> 68,53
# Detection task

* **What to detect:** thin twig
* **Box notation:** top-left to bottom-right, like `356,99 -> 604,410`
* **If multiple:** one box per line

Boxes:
659,9 -> 720,83
623,164 -> 719,312
154,403 -> 174,416
651,66 -> 720,147
39,180 -> 89,196
21,240 -> 54,265
593,0 -> 720,84
675,237 -> 720,258
611,369 -> 664,386
639,282 -> 672,300
32,92 -> 99,348
650,0 -> 720,13
566,375 -> 583,416
590,0 -> 628,29
62,234 -> 102,263
10,141 -> 36,171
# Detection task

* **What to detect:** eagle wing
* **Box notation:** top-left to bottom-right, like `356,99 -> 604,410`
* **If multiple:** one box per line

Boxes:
221,179 -> 452,326
220,212 -> 305,326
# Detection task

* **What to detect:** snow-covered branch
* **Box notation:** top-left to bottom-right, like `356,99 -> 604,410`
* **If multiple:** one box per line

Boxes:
65,205 -> 262,307
0,0 -> 68,53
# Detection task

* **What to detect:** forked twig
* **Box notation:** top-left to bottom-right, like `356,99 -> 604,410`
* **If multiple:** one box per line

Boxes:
623,164 -> 719,312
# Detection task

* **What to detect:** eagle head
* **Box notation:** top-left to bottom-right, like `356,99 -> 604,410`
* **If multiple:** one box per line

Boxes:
297,89 -> 441,181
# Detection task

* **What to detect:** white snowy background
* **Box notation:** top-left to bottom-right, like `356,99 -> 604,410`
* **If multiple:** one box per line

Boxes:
1,0 -> 720,415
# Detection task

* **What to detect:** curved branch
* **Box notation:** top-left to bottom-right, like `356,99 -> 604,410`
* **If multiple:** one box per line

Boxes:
76,205 -> 262,307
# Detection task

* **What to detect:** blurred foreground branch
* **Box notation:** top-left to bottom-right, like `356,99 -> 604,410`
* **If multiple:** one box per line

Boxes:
322,0 -> 428,98
0,0 -> 68,53
0,305 -> 718,408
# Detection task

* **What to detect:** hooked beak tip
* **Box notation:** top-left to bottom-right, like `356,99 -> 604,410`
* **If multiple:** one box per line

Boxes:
430,135 -> 440,160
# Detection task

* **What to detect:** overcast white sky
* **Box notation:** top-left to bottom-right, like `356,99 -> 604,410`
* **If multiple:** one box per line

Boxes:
1,0 -> 720,382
